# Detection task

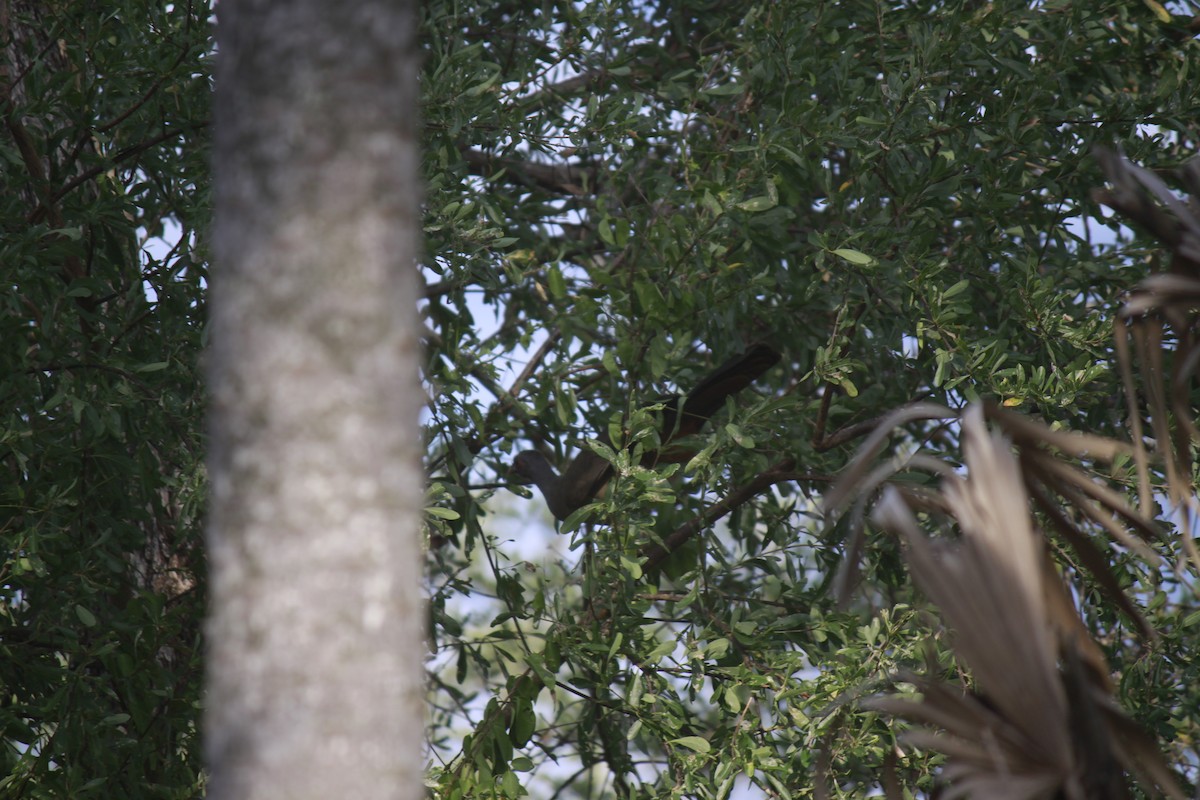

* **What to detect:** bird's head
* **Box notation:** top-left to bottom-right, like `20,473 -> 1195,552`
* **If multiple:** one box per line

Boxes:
510,449 -> 556,485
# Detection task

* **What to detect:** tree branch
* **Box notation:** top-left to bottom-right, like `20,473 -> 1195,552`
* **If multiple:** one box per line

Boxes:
461,146 -> 595,196
640,458 -> 801,570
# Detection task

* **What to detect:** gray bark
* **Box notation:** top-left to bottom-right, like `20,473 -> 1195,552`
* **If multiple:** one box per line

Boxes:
206,2 -> 424,798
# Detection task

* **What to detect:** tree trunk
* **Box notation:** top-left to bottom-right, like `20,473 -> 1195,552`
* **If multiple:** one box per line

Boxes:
206,2 -> 424,798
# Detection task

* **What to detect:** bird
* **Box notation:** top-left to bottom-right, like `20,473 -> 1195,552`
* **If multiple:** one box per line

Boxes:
511,344 -> 781,520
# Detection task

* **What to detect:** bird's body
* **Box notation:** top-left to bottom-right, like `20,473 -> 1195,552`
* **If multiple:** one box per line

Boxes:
512,344 -> 780,520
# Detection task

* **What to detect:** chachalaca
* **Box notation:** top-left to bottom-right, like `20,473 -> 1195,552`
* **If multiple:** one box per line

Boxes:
511,344 -> 780,520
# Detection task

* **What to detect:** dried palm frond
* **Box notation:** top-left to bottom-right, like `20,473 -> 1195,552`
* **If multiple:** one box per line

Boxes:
1092,147 -> 1200,276
820,402 -> 959,605
1093,147 -> 1200,571
983,403 -> 1165,626
865,406 -> 1184,800
824,402 -> 1160,638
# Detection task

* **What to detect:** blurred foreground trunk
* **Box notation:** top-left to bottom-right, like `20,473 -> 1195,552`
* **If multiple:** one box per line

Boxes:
206,2 -> 424,798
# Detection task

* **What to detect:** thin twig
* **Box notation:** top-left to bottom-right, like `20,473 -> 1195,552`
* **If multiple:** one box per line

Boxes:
640,458 -> 797,570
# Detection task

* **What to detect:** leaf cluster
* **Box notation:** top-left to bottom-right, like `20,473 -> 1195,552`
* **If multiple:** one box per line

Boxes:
0,2 -> 211,796
422,1 -> 1200,798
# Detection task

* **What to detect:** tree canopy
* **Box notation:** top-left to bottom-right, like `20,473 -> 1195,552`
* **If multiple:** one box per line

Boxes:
1,2 -> 210,795
4,0 -> 1200,797
421,1 -> 1200,798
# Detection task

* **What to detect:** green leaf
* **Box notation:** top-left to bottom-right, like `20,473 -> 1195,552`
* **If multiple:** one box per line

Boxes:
672,736 -> 711,754
831,248 -> 875,265
546,264 -> 566,298
509,701 -> 536,747
736,194 -> 776,212
134,361 -> 170,373
942,278 -> 970,299
75,605 -> 97,627
701,190 -> 724,217
705,638 -> 730,659
598,217 -> 616,246
1143,0 -> 1171,22
703,82 -> 744,96
725,423 -> 755,448
646,638 -> 676,662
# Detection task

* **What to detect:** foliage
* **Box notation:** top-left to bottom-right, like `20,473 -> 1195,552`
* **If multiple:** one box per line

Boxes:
0,2 -> 211,796
422,1 -> 1200,798
4,1 -> 1200,797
